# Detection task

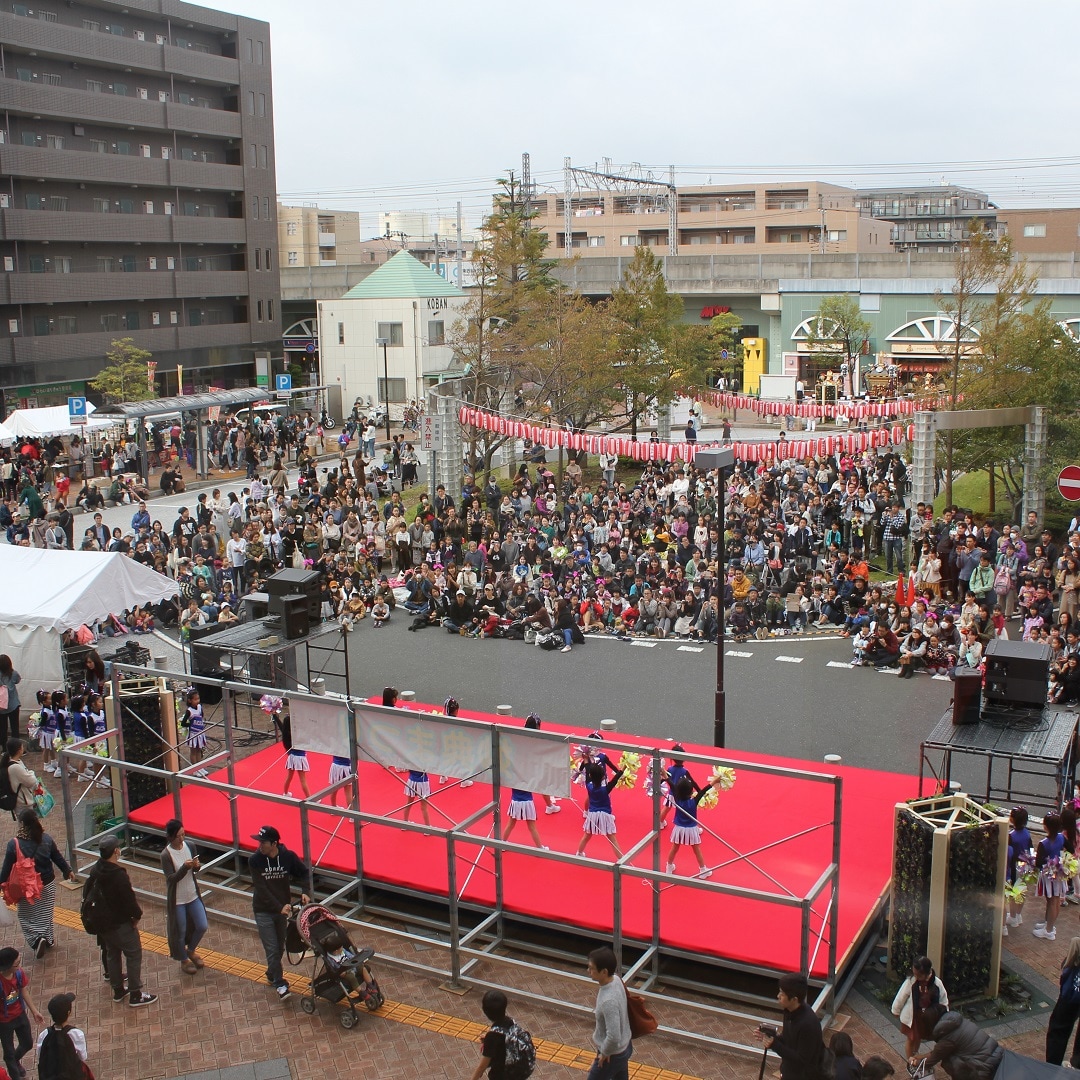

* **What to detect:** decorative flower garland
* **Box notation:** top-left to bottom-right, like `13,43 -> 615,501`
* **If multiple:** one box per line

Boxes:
692,389 -> 960,421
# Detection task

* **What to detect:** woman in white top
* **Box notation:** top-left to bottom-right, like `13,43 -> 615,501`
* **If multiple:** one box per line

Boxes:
159,819 -> 207,975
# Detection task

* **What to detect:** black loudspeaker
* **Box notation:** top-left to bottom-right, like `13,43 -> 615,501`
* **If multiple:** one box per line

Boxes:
984,639 -> 1052,709
269,593 -> 310,639
952,669 -> 983,725
266,569 -> 321,625
187,624 -> 224,703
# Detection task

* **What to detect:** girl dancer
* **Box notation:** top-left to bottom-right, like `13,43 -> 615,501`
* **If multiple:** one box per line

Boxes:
659,744 -> 699,828
274,711 -> 310,798
1034,811 -> 1067,941
403,763 -> 431,826
328,752 -> 355,808
179,688 -> 207,775
88,693 -> 109,788
438,697 -> 474,788
502,715 -> 550,849
665,775 -> 715,878
67,694 -> 91,782
36,691 -> 58,775
575,754 -> 625,859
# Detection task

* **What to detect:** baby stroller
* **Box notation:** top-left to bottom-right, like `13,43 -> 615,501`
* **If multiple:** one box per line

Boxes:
292,903 -> 385,1028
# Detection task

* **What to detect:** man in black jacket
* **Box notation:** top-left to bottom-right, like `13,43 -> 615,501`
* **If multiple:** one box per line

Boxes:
83,837 -> 157,1008
757,973 -> 824,1080
248,825 -> 310,1001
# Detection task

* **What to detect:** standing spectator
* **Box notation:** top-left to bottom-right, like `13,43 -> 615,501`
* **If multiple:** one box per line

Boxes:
160,819 -> 207,977
0,658 -> 21,743
0,946 -> 43,1079
1046,937 -> 1080,1066
891,955 -> 948,1059
586,946 -> 632,1080
0,809 -> 74,959
881,502 -> 908,576
34,992 -> 89,1078
82,837 -> 157,1007
756,973 -> 825,1080
1,740 -> 36,811
248,825 -> 311,1001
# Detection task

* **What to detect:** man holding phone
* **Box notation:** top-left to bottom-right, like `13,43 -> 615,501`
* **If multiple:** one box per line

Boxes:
249,825 -> 311,1001
755,973 -> 825,1080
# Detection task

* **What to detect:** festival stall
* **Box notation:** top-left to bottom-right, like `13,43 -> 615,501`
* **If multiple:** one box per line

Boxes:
0,549 -> 177,692
3,403 -> 117,439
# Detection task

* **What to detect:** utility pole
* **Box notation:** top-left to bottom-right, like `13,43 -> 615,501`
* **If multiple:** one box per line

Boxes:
819,194 -> 827,254
456,201 -> 463,289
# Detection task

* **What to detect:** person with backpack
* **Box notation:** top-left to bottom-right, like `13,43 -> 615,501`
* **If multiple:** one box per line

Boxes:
469,989 -> 535,1080
81,838 -> 156,1008
0,740 -> 36,815
0,809 -> 73,960
34,992 -> 88,1080
0,946 -> 44,1079
1046,936 -> 1080,1066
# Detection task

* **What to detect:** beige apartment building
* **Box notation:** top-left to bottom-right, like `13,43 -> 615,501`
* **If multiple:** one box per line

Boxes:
278,204 -> 363,268
530,181 -> 889,257
998,208 -> 1080,254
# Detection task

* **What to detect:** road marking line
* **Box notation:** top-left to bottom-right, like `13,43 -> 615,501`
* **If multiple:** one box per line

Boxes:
775,655 -> 804,664
631,640 -> 657,648
725,650 -> 754,658
826,661 -> 853,669
677,646 -> 705,653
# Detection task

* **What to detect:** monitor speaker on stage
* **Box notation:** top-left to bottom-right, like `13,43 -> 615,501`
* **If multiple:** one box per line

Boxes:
984,639 -> 1052,709
266,569 -> 320,625
952,669 -> 982,725
268,593 -> 310,639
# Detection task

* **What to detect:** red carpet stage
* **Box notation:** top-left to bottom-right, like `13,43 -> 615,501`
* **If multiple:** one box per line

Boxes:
129,706 -> 917,978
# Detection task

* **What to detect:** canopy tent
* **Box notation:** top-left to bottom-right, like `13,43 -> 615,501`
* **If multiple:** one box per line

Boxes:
0,421 -> 14,447
4,403 -> 117,439
0,549 -> 178,692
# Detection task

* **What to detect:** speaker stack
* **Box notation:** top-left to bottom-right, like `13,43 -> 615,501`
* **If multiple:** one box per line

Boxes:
952,669 -> 983,725
265,569 -> 320,639
984,640 -> 1052,709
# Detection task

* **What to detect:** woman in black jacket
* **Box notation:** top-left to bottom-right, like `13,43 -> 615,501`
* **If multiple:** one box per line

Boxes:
1046,936 -> 1080,1066
913,1004 -> 1003,1080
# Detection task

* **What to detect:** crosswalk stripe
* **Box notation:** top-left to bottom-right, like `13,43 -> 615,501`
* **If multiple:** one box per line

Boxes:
677,646 -> 705,653
826,661 -> 852,669
725,650 -> 753,658
775,655 -> 804,664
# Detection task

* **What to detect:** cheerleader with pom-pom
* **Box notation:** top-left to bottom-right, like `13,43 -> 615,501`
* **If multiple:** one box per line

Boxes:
403,764 -> 431,826
659,743 -> 701,828
575,755 -> 625,859
328,753 -> 355,808
272,710 -> 310,799
666,775 -> 716,878
180,687 -> 207,775
503,715 -> 551,849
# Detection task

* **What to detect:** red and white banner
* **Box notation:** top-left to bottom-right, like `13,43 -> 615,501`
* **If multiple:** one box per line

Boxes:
457,404 -> 916,467
692,389 -> 958,421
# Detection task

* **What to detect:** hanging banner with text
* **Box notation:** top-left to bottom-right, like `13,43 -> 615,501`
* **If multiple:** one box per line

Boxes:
290,694 -> 350,756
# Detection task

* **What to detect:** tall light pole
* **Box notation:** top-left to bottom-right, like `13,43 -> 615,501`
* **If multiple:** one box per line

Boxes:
376,337 -> 391,441
695,447 -> 736,747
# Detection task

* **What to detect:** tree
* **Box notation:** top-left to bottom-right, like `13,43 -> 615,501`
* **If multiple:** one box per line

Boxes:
936,223 -> 1027,504
89,338 -> 156,402
803,295 -> 870,393
602,246 -> 693,438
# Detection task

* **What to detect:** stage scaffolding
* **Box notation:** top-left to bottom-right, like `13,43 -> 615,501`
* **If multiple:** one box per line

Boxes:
60,662 -> 849,1048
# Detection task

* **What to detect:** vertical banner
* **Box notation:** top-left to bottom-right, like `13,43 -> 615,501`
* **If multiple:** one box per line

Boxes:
176,364 -> 184,396
289,694 -> 350,755
146,360 -> 157,393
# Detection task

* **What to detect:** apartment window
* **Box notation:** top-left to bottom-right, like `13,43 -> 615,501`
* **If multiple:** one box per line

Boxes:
267,299 -> 274,321
245,38 -> 253,63
826,229 -> 847,242
428,320 -> 445,345
587,236 -> 605,247
15,70 -> 32,83
97,256 -> 114,272
166,256 -> 175,270
56,316 -> 77,334
265,249 -> 272,271
183,201 -> 198,217
53,257 -> 71,273
12,4 -> 28,15
46,135 -> 64,150
7,320 -> 17,334
249,143 -> 257,168
117,199 -> 135,214
48,196 -> 67,211
287,251 -> 298,265
251,196 -> 259,220
119,255 -> 136,272
258,93 -> 266,117
92,198 -> 110,214
620,236 -> 638,246
24,194 -> 42,211
89,139 -> 107,154
100,314 -> 120,331
124,311 -> 140,330
246,91 -> 255,115
286,221 -> 297,236
337,322 -> 345,345
82,18 -> 99,30
1023,224 -> 1046,238
28,256 -> 45,273
259,145 -> 268,169
20,132 -> 37,146
41,73 -> 61,86
256,300 -> 263,320
112,83 -> 127,97
263,197 -> 270,219
377,322 -> 404,346
86,79 -> 103,93
114,141 -> 130,155
33,316 -> 49,335
170,311 -> 178,324
256,40 -> 264,65
2,258 -> 11,271
378,378 -> 407,404
254,249 -> 261,270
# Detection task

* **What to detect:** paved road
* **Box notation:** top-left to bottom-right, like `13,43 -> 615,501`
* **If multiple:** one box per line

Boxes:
80,465 -> 955,778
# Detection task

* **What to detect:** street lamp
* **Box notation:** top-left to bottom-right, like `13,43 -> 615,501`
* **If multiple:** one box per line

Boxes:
376,337 -> 391,441
694,447 -> 736,748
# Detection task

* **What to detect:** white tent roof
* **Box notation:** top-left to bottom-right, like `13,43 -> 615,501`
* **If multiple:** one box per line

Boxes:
0,549 -> 177,632
0,422 -> 14,447
4,404 -> 117,439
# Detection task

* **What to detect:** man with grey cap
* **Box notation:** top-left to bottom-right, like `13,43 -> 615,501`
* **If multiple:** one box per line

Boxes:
249,825 -> 311,1001
34,991 -> 88,1078
81,837 -> 157,1008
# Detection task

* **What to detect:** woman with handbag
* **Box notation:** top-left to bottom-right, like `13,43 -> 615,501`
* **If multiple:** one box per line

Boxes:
1,740 -> 36,811
0,809 -> 74,959
160,820 -> 207,977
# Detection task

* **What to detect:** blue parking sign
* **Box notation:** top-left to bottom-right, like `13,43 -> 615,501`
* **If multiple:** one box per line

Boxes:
68,396 -> 88,426
274,374 -> 292,392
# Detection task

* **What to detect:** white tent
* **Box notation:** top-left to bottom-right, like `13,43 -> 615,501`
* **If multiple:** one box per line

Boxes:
0,422 -> 14,447
3,403 -> 117,439
0,549 -> 178,692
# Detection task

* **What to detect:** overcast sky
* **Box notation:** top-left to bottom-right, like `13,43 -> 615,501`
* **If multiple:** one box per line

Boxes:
220,0 -> 1080,233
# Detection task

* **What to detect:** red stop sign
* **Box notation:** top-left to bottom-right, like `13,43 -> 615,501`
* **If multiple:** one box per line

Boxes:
1058,466 -> 1080,502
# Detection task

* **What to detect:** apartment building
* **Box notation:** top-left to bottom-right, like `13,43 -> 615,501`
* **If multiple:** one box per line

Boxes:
0,0 -> 281,405
530,181 -> 890,258
998,208 -> 1080,254
853,186 -> 1000,253
278,204 -> 363,269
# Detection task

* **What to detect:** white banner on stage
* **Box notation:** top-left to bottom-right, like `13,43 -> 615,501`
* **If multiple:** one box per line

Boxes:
354,705 -> 571,798
290,695 -> 350,755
